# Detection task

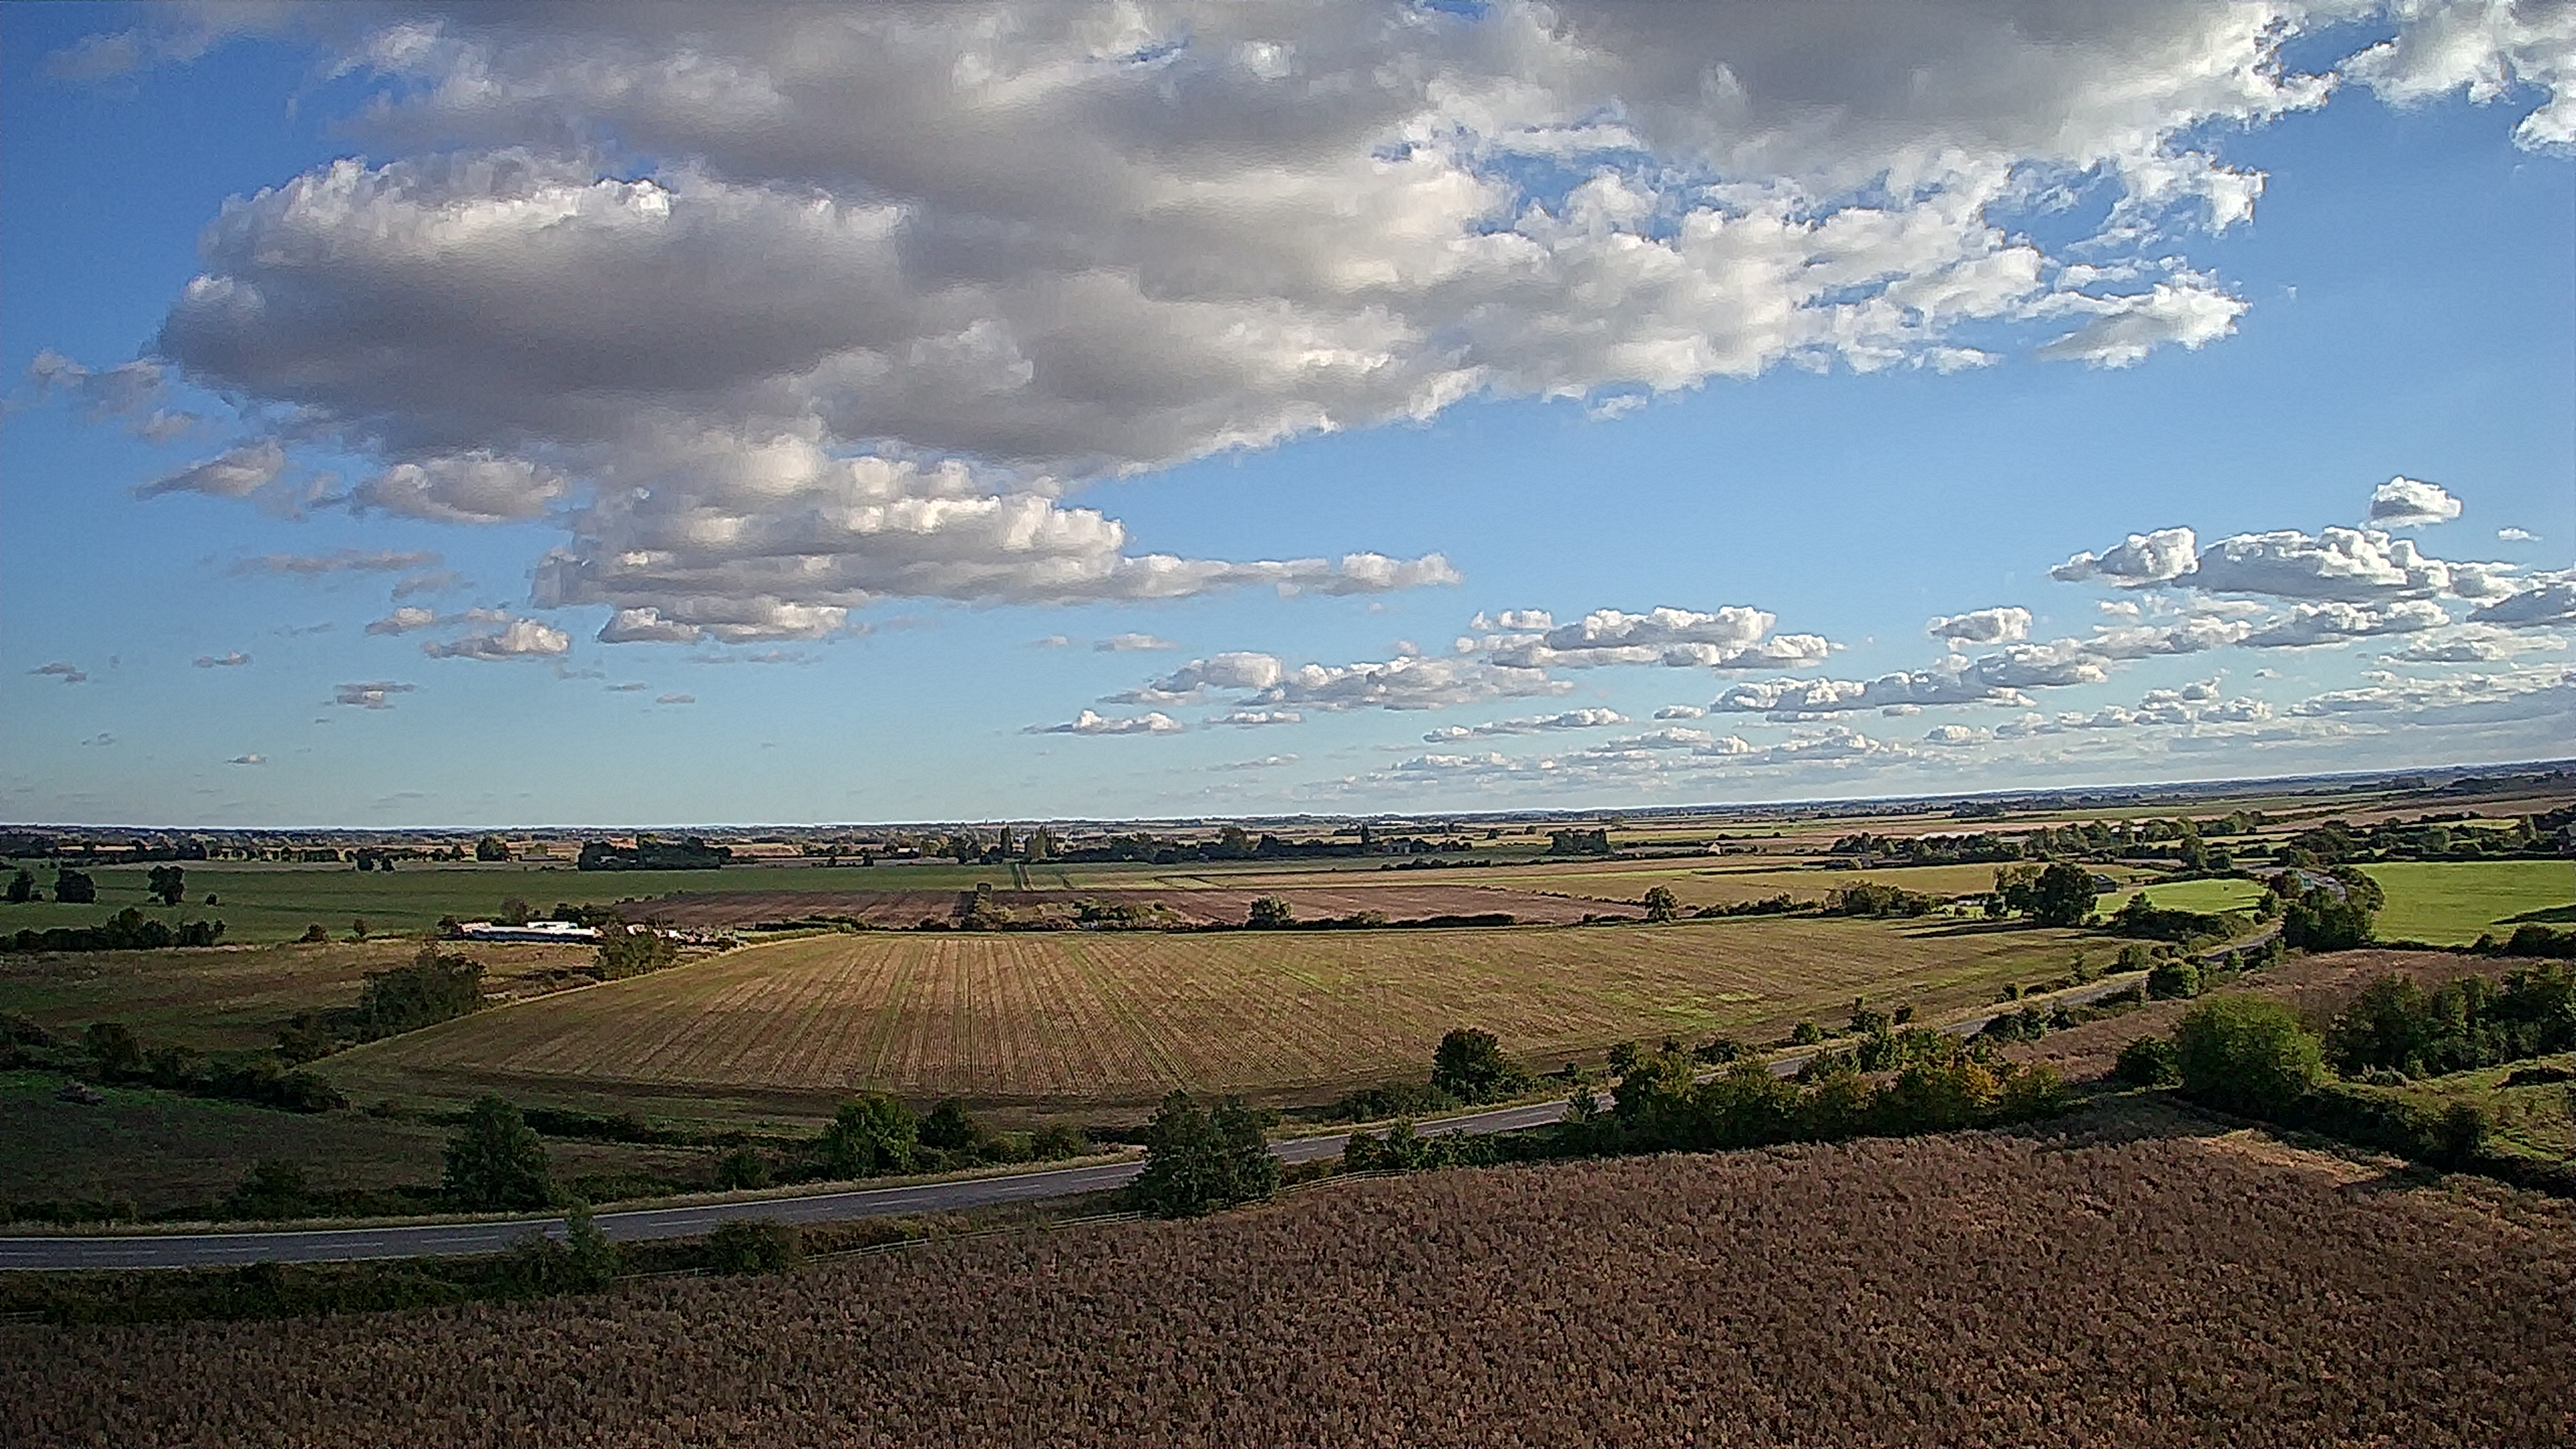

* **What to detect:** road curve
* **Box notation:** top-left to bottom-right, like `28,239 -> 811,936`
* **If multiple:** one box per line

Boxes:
1,967 -> 2162,1272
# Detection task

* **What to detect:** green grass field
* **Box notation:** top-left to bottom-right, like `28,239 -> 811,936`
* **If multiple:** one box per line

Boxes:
2369,1053 -> 2575,1164
323,915 -> 2100,1118
2098,877 -> 2271,916
2358,861 -> 2575,945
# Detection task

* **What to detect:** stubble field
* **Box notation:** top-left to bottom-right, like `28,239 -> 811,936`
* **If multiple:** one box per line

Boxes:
325,917 -> 2096,1110
11,1103 -> 2567,1448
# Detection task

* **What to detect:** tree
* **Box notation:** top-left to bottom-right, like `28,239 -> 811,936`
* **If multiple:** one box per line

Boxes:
707,1218 -> 799,1273
442,1095 -> 555,1210
2174,996 -> 2322,1118
474,835 -> 512,862
357,946 -> 487,1038
714,1147 -> 771,1190
2113,1035 -> 2182,1087
1430,1027 -> 1525,1104
1246,895 -> 1294,929
2027,862 -> 2098,927
1641,885 -> 1680,922
812,1092 -> 918,1179
1132,1091 -> 1278,1218
4,869 -> 30,904
2282,883 -> 2373,951
596,924 -> 678,979
300,923 -> 330,943
499,897 -> 533,927
223,1160 -> 309,1221
146,865 -> 186,908
52,867 -> 97,904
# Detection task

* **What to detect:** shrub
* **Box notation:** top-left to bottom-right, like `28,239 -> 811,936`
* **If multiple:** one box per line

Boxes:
918,1098 -> 982,1152
1030,1123 -> 1088,1159
596,924 -> 680,979
713,1147 -> 771,1190
2174,996 -> 2322,1117
706,1218 -> 800,1274
2145,957 -> 2202,1001
811,1093 -> 919,1179
1246,896 -> 1293,929
356,947 -> 486,1038
221,1161 -> 309,1222
2113,1036 -> 2182,1087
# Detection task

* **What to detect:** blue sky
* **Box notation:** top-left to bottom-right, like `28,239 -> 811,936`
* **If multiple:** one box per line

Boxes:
4,2 -> 2571,827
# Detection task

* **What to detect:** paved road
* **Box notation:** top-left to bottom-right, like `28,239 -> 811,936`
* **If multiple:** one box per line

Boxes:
1,967 -> 2163,1272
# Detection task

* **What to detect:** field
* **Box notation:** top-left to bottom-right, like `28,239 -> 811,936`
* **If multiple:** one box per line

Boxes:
2096,876 -> 2270,916
0,938 -> 600,1053
10,1101 -> 2567,1448
2357,859 -> 2574,945
324,916 -> 2098,1114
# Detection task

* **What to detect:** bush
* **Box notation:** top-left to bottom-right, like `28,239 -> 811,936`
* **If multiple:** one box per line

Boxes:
706,1218 -> 800,1274
2174,996 -> 2322,1117
2282,883 -> 2374,951
596,924 -> 680,979
1246,896 -> 1293,929
1031,1123 -> 1088,1159
714,1147 -> 771,1190
2145,957 -> 2201,1001
221,1161 -> 309,1221
2113,1036 -> 2182,1087
918,1098 -> 982,1152
811,1093 -> 919,1179
442,1096 -> 555,1210
356,947 -> 486,1038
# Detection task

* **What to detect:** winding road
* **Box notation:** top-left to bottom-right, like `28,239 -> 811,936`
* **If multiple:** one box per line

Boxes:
1,969 -> 2164,1271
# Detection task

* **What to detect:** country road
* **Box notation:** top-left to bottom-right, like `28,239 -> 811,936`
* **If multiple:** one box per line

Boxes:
0,969 -> 2154,1272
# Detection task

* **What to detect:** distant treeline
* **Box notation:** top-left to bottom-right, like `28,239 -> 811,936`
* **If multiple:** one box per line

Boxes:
576,837 -> 733,871
3,908 -> 224,955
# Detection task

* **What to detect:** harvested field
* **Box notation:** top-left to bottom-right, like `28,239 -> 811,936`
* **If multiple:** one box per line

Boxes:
11,1104 -> 2569,1448
327,918 -> 2092,1112
2002,949 -> 2510,1082
0,938 -> 599,1053
635,881 -> 1622,928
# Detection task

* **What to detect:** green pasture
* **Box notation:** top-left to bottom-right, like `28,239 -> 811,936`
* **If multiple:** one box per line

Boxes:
2357,860 -> 2575,946
0,857 -> 1210,943
2098,877 -> 2270,916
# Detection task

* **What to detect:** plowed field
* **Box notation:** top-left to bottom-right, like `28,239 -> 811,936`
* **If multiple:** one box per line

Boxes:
326,917 -> 2092,1110
16,1104 -> 2569,1448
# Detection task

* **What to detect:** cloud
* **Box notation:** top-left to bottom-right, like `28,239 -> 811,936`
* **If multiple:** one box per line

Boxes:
2293,667 -> 2575,727
192,652 -> 252,668
1652,704 -> 1707,719
655,693 -> 695,705
368,605 -> 510,637
333,680 -> 416,709
2367,476 -> 2463,527
2240,600 -> 2452,649
32,661 -> 87,684
2053,522 -> 2513,604
1252,655 -> 1570,712
1210,710 -> 1304,728
28,350 -> 193,441
2344,0 -> 2576,152
1025,708 -> 1185,736
80,733 -> 115,747
351,453 -> 568,523
227,753 -> 266,765
2381,625 -> 2567,664
1482,606 -> 1830,670
1421,708 -> 1627,742
2499,527 -> 2540,543
1095,633 -> 1179,653
118,4 -> 2543,633
419,618 -> 574,659
134,440 -> 286,500
2469,572 -> 2576,629
390,570 -> 470,599
234,549 -> 443,578
1212,754 -> 1300,771
1927,606 -> 2031,646
606,681 -> 651,692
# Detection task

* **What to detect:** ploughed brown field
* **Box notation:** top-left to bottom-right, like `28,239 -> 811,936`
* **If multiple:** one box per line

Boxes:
321,916 -> 2092,1111
12,1103 -> 2568,1448
629,881 -> 1631,928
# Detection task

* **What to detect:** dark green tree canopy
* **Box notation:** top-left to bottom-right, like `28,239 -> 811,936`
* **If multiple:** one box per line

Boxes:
442,1095 -> 555,1210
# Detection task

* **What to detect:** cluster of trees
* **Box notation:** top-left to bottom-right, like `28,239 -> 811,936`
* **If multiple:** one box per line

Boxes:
2275,871 -> 2380,951
595,923 -> 680,979
1131,1091 -> 1279,1217
277,947 -> 489,1062
1546,828 -> 1614,856
70,1020 -> 345,1112
2104,890 -> 2238,944
4,908 -> 225,955
1987,862 -> 2101,926
2322,965 -> 2574,1080
1824,881 -> 1941,918
1827,831 -> 2023,865
5,865 -> 97,904
575,837 -> 732,871
2278,813 -> 2561,865
2477,923 -> 2576,958
1576,1038 -> 2064,1157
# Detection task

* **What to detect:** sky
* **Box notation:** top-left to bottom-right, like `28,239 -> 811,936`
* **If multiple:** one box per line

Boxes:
3,1 -> 2571,828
